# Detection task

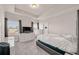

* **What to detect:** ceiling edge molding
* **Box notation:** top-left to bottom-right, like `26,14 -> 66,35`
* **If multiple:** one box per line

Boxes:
39,6 -> 79,20
15,7 -> 39,18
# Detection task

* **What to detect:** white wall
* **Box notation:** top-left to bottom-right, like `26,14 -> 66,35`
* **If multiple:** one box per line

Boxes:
0,5 -> 5,42
5,12 -> 33,27
1,4 -> 78,40
3,4 -> 15,13
49,11 -> 76,36
38,8 -> 78,53
0,4 -> 35,42
41,9 -> 77,37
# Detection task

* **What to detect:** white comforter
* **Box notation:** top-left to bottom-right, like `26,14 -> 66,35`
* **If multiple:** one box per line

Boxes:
37,34 -> 77,53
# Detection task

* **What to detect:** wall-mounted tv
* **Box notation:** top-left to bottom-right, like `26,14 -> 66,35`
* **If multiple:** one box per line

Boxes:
23,27 -> 33,33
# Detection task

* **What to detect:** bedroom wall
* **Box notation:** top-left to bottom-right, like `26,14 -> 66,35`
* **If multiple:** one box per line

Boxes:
3,5 -> 36,43
5,12 -> 34,27
41,8 -> 77,37
38,8 -> 78,53
49,11 -> 77,36
3,4 -> 15,13
4,8 -> 36,45
0,5 -> 12,42
0,5 -> 5,42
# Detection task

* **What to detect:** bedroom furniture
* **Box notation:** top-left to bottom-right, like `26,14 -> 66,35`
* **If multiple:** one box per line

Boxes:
23,27 -> 33,33
36,40 -> 73,55
22,21 -> 33,33
36,33 -> 77,54
5,37 -> 17,55
36,40 -> 62,55
0,42 -> 10,55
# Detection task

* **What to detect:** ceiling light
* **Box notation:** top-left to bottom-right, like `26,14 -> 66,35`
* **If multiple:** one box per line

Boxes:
31,4 -> 39,8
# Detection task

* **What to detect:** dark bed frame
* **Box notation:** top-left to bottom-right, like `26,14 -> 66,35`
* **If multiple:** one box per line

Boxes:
36,40 -> 73,55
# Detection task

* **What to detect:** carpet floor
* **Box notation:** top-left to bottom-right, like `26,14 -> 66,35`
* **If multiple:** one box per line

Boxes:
10,40 -> 49,55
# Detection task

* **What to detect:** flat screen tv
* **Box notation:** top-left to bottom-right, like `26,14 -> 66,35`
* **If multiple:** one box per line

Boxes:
23,27 -> 32,33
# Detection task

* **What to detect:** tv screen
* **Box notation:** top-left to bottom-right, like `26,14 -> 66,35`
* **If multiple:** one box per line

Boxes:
23,27 -> 32,33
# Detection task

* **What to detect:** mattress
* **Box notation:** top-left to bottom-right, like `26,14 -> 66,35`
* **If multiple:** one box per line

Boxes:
37,40 -> 66,55
37,34 -> 77,53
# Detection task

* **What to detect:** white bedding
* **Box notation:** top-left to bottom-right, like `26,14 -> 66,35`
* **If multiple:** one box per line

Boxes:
37,34 -> 77,53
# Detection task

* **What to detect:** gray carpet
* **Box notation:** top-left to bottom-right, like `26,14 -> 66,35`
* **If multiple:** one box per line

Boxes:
10,40 -> 49,55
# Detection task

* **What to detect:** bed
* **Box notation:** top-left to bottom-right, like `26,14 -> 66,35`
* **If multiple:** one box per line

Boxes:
36,34 -> 77,55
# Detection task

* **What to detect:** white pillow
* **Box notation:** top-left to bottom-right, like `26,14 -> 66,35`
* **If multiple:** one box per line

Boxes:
62,34 -> 74,42
48,33 -> 60,37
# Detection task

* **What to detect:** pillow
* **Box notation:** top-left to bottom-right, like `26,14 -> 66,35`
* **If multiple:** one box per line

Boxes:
48,33 -> 60,37
61,34 -> 74,42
